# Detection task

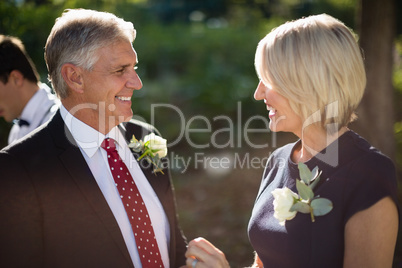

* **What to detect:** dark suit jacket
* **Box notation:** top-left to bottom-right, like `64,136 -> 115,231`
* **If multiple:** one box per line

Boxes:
0,111 -> 187,268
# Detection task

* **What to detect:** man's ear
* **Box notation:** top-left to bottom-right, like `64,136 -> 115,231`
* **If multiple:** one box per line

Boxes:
61,63 -> 84,94
8,70 -> 24,87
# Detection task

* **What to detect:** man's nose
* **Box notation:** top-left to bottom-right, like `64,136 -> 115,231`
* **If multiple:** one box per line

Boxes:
127,71 -> 143,90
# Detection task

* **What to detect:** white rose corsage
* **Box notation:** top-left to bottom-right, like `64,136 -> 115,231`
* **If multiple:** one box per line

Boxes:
128,133 -> 167,175
272,162 -> 333,225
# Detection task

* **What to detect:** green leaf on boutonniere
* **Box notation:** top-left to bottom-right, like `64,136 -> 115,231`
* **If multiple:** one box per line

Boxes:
311,198 -> 333,216
298,162 -> 312,184
290,200 -> 311,214
309,168 -> 322,191
296,179 -> 314,200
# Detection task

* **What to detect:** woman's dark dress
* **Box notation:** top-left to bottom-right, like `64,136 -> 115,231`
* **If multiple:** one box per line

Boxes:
248,131 -> 399,268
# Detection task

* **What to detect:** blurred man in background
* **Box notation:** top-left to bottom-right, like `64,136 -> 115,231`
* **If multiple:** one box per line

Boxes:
0,35 -> 59,145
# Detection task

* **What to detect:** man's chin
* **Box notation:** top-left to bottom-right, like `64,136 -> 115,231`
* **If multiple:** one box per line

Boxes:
118,112 -> 134,123
100,111 -> 133,130
122,116 -> 133,123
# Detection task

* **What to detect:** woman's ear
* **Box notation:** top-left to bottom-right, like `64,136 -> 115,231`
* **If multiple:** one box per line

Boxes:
61,63 -> 84,94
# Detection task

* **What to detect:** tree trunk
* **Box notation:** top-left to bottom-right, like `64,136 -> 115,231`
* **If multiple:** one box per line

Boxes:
352,0 -> 396,161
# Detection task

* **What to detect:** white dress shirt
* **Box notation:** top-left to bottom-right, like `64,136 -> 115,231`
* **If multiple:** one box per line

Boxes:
8,83 -> 60,144
60,105 -> 170,268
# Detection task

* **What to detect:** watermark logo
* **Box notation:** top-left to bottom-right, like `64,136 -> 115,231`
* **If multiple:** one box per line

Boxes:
149,102 -> 275,149
301,101 -> 340,167
61,100 -> 341,173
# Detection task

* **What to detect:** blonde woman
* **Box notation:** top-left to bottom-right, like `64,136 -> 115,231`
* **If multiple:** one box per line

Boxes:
184,14 -> 399,268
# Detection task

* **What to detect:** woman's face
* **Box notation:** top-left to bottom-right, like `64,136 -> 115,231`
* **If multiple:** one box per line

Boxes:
254,80 -> 303,136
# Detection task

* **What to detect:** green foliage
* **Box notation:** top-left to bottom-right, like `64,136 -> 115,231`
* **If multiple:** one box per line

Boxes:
302,0 -> 357,27
0,1 -> 61,76
394,36 -> 402,185
135,22 -> 260,111
394,35 -> 402,94
115,6 -> 273,146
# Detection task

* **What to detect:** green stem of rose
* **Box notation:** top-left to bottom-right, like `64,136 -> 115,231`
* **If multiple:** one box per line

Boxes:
138,149 -> 150,161
310,207 -> 315,222
148,157 -> 164,175
137,148 -> 164,175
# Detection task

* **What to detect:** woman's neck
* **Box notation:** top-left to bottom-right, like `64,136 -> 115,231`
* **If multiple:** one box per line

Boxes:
292,126 -> 348,163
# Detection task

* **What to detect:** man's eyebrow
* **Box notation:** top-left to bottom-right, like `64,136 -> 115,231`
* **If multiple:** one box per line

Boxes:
114,62 -> 138,69
109,63 -> 130,71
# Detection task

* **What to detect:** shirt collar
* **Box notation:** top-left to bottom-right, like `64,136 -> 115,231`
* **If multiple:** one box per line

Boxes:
19,84 -> 54,123
60,104 -> 127,158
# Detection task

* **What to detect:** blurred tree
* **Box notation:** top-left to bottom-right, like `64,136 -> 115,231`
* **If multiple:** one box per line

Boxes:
352,0 -> 396,161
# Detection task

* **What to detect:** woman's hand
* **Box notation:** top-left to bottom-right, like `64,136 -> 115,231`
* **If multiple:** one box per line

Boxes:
184,237 -> 230,268
250,252 -> 263,268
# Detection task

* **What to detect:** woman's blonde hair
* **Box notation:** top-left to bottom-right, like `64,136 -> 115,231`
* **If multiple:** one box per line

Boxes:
255,14 -> 366,134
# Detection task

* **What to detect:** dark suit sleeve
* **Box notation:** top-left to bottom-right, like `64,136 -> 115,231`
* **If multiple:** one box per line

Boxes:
171,189 -> 188,267
0,152 -> 43,267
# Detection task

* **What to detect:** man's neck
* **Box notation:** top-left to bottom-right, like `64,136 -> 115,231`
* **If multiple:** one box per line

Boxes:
19,81 -> 40,111
61,100 -> 120,135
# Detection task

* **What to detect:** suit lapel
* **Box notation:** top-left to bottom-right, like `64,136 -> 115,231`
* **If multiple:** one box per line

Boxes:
48,112 -> 133,266
118,122 -> 170,200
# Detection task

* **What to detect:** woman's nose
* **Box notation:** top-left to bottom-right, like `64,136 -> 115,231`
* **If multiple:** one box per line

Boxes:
254,81 -> 266,100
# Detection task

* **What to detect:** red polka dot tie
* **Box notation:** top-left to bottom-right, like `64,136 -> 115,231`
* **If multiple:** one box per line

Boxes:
101,138 -> 164,268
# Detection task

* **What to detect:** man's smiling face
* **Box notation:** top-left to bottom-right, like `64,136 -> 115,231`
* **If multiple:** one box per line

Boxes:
80,40 -> 143,129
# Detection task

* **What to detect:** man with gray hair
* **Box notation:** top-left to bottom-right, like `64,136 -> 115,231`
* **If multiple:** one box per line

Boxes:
0,9 -> 187,267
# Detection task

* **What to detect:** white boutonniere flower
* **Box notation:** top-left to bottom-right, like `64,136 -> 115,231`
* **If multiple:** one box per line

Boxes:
272,187 -> 299,225
128,133 -> 167,175
272,163 -> 333,225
